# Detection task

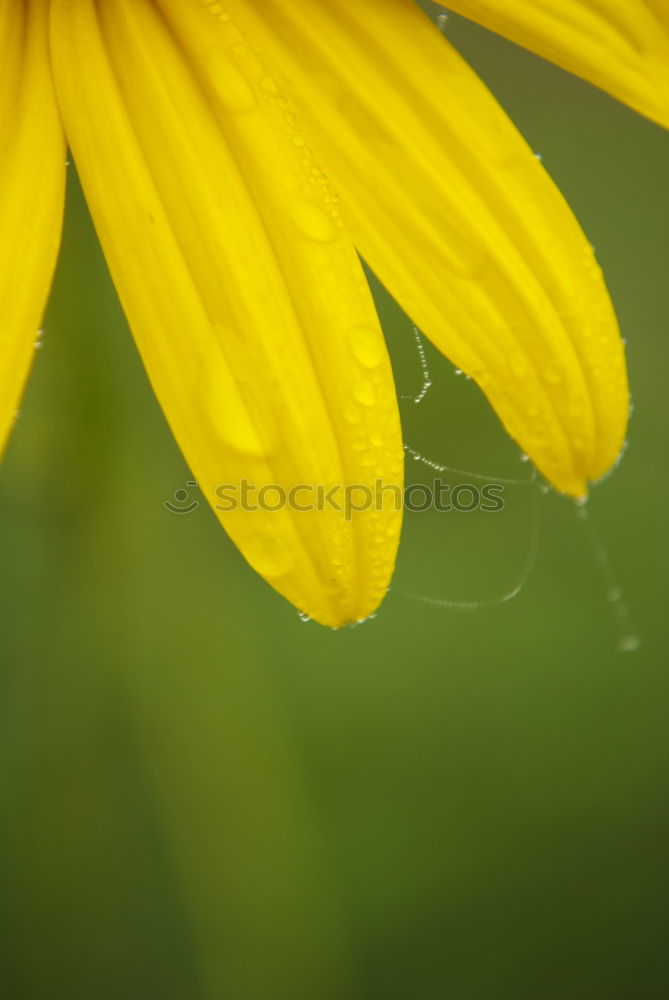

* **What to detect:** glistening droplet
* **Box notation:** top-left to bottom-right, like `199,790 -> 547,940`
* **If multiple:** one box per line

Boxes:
353,378 -> 378,407
349,325 -> 386,369
291,201 -> 336,243
204,354 -> 275,458
244,531 -> 294,579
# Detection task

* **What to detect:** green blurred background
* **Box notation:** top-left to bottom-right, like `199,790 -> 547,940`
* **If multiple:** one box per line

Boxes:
2,8 -> 668,999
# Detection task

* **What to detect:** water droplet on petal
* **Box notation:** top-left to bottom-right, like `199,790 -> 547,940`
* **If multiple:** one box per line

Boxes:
260,76 -> 278,95
510,351 -> 529,379
244,531 -> 294,579
349,325 -> 386,369
353,378 -> 378,407
385,517 -> 402,538
214,59 -> 256,113
291,201 -> 336,243
204,354 -> 275,457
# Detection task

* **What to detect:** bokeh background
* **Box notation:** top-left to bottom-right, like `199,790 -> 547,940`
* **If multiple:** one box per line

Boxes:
2,7 -> 668,998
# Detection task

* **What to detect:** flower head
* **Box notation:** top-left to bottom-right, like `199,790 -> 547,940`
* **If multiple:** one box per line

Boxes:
2,0 -> 666,625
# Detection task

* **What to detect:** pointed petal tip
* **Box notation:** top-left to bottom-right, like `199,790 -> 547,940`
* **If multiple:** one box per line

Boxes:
307,599 -> 385,630
274,507 -> 400,628
238,0 -> 630,518
0,2 -> 65,458
528,420 -> 627,500
448,0 -> 669,131
52,0 -> 404,620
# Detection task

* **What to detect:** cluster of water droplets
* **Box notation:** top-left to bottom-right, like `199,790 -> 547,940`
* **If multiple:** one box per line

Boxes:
400,327 -> 432,404
196,6 -> 636,649
197,0 -> 406,620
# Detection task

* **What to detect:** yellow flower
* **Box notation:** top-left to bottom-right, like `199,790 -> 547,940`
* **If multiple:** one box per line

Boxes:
2,2 -> 665,626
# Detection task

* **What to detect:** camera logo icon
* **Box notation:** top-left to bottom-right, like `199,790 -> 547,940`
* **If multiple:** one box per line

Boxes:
163,481 -> 199,514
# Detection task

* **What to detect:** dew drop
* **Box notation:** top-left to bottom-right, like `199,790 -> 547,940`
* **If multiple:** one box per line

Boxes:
349,325 -> 386,369
353,378 -> 378,407
472,370 -> 491,388
244,531 -> 294,579
385,517 -> 402,538
291,200 -> 336,243
510,351 -> 529,379
204,355 -> 275,458
215,59 -> 256,113
259,76 -> 278,95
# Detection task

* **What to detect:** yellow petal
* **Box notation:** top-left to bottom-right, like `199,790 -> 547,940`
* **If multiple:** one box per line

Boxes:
49,0 -> 403,627
228,0 -> 629,497
449,0 -> 669,129
0,1 -> 65,456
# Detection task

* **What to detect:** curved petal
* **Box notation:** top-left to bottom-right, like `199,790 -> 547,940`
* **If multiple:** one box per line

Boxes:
0,0 -> 65,457
49,0 -> 403,627
449,0 -> 669,130
227,0 -> 629,497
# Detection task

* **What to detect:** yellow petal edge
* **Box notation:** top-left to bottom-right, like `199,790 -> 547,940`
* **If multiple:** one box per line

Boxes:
0,0 -> 65,456
226,0 -> 629,497
450,0 -> 669,130
50,0 -> 404,627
